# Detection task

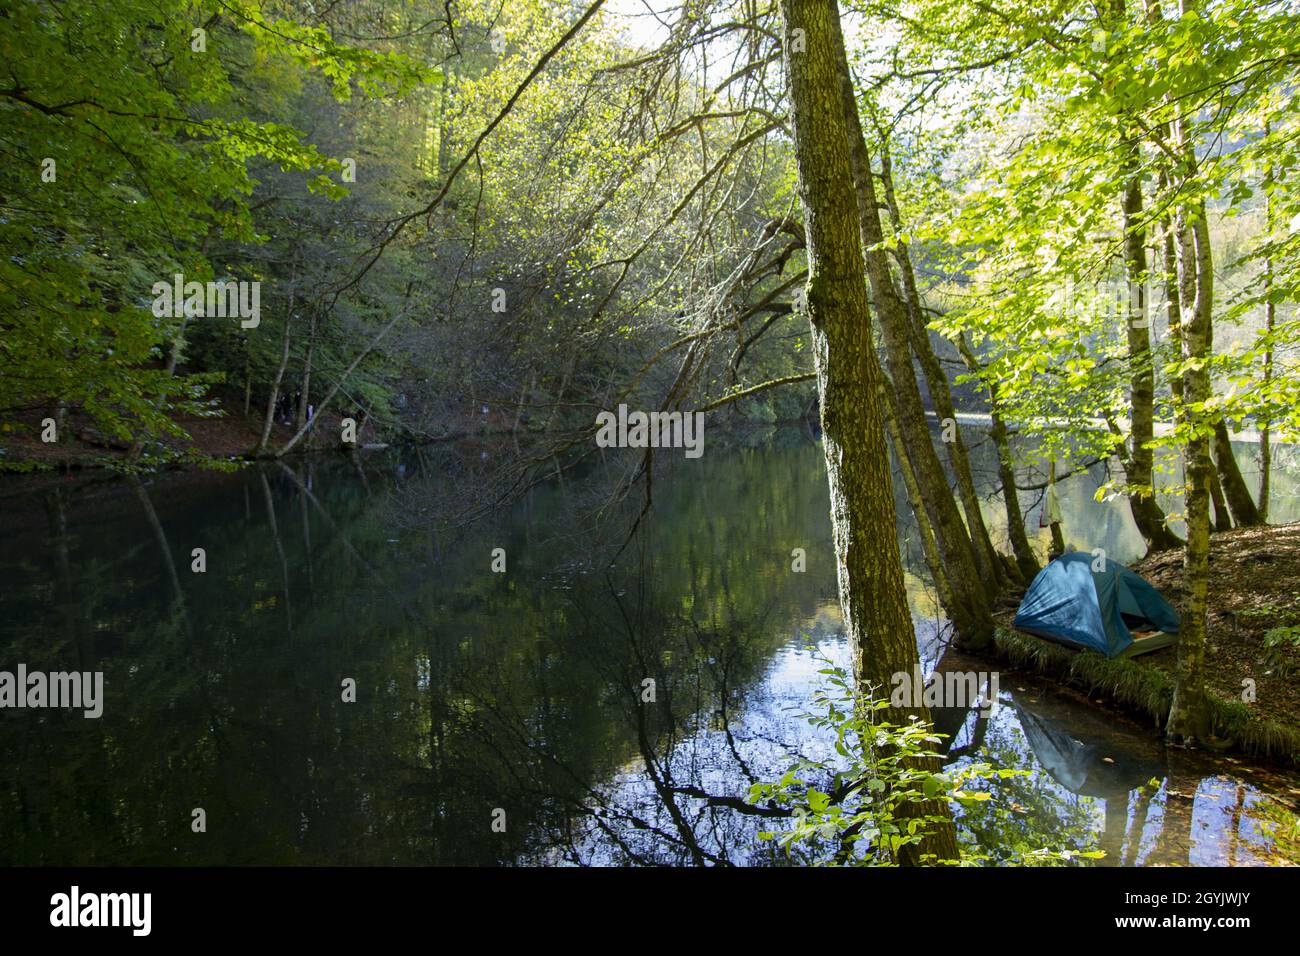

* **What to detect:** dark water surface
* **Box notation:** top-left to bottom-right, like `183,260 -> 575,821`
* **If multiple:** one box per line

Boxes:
2,429 -> 1297,865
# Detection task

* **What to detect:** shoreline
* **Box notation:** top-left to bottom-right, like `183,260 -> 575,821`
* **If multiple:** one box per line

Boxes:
991,523 -> 1300,767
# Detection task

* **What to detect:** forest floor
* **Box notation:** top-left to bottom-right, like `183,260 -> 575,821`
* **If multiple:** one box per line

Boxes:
997,522 -> 1300,764
0,407 -> 290,466
0,387 -> 354,471
1131,523 -> 1300,732
0,383 -> 510,473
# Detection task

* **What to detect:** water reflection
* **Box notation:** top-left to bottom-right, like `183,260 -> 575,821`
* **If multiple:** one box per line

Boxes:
0,428 -> 1296,865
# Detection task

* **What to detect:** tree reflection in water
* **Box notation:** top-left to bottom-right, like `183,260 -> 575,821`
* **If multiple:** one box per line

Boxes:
0,431 -> 1296,865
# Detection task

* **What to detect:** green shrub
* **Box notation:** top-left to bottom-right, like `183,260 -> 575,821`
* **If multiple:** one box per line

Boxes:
747,654 -> 1096,865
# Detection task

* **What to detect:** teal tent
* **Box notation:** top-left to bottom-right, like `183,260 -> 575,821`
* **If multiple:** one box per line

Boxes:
1013,551 -> 1180,658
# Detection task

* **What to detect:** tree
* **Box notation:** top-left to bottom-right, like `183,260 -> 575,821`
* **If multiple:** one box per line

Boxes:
836,57 -> 997,648
0,0 -> 437,450
778,0 -> 958,865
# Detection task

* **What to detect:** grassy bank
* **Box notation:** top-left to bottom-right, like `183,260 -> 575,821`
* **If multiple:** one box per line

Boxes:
993,627 -> 1300,765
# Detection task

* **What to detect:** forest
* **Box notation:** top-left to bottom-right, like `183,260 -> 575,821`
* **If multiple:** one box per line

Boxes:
2,0 -> 1299,871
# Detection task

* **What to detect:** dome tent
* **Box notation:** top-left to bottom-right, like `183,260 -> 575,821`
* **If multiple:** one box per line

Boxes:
1013,551 -> 1180,659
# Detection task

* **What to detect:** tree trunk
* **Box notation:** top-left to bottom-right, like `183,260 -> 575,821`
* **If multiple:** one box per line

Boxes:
1120,148 -> 1182,551
1260,285 -> 1274,524
835,44 -> 994,651
273,307 -> 408,458
1212,419 -> 1261,526
1047,459 -> 1066,559
1159,207 -> 1217,543
1259,419 -> 1271,523
1209,465 -> 1232,532
1160,214 -> 1183,405
165,317 -> 189,376
256,259 -> 299,456
513,370 -> 535,435
1165,115 -> 1213,745
1259,135 -> 1274,522
544,350 -> 577,432
1145,11 -> 1259,530
876,140 -> 1006,589
779,0 -> 959,864
296,308 -> 318,432
881,373 -> 956,614
243,343 -> 252,417
958,334 -> 1038,582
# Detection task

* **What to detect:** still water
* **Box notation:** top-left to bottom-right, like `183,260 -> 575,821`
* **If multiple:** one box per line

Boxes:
1,427 -> 1297,865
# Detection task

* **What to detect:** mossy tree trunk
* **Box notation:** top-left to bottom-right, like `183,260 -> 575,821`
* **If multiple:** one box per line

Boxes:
833,39 -> 994,651
875,140 -> 1007,590
880,375 -> 956,614
778,0 -> 959,864
1166,115 -> 1214,745
1120,148 -> 1182,552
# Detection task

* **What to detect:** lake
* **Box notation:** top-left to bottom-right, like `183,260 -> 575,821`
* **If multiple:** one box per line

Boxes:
1,426 -> 1297,865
